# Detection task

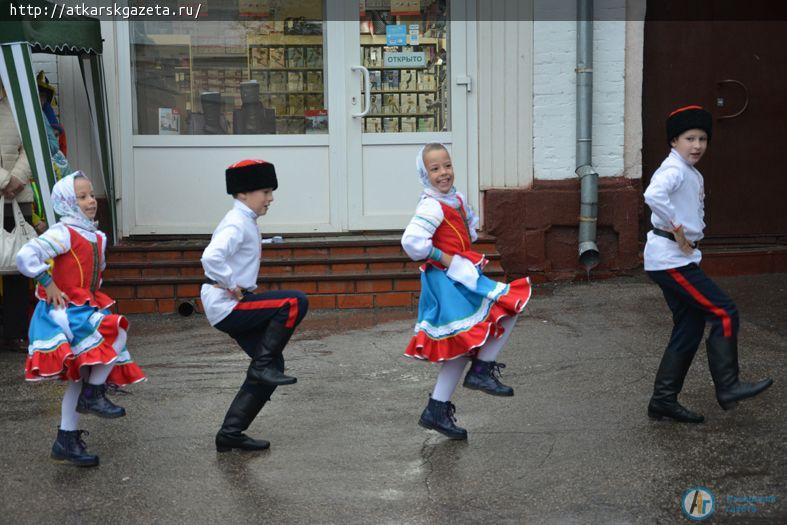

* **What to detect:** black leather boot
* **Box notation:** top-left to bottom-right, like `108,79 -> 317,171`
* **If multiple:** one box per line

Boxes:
647,349 -> 704,423
418,397 -> 468,440
247,321 -> 297,386
706,337 -> 773,410
77,383 -> 126,418
51,429 -> 99,467
216,388 -> 273,452
463,359 -> 514,396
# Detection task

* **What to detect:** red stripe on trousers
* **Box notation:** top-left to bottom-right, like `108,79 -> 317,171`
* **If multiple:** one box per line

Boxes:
233,298 -> 299,328
667,268 -> 732,337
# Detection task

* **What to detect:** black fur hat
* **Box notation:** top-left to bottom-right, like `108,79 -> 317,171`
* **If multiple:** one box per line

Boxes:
226,159 -> 278,194
667,105 -> 712,144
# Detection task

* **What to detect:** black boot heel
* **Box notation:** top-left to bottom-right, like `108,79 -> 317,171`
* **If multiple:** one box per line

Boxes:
77,383 -> 126,418
418,397 -> 468,440
648,348 -> 704,424
463,360 -> 514,397
51,429 -> 99,467
247,321 -> 298,386
216,387 -> 274,452
706,337 -> 774,409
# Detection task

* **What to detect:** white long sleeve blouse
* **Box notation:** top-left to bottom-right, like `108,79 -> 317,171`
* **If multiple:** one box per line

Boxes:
16,223 -> 105,280
643,149 -> 705,270
200,200 -> 262,325
401,193 -> 477,261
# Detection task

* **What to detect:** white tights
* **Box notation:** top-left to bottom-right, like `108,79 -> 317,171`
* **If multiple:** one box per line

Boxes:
477,314 -> 518,363
431,357 -> 469,402
59,364 -> 115,431
430,314 -> 518,403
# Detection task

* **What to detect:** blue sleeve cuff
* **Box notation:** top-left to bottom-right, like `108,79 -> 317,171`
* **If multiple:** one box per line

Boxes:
35,271 -> 52,287
429,247 -> 443,261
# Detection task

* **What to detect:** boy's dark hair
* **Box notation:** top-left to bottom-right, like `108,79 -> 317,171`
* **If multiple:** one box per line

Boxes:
667,106 -> 712,144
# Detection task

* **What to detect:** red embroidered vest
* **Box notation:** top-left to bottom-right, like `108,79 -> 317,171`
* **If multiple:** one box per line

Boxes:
427,196 -> 485,269
36,226 -> 113,309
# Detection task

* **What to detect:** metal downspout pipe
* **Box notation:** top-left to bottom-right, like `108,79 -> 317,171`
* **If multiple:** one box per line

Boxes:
576,0 -> 600,273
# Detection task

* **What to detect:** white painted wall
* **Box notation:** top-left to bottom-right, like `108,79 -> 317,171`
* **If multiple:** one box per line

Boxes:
533,17 -> 626,181
477,1 -> 534,190
476,0 -> 630,187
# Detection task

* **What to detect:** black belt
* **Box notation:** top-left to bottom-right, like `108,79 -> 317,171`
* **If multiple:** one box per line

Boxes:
205,280 -> 253,295
652,229 -> 697,249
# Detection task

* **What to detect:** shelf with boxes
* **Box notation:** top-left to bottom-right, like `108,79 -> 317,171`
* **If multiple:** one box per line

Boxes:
359,35 -> 447,133
248,41 -> 325,132
135,33 -> 328,135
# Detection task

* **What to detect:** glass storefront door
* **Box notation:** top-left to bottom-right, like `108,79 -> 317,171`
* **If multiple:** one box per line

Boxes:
346,0 -> 469,229
113,0 -> 469,234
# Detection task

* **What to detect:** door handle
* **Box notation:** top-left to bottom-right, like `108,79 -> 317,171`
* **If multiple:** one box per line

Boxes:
351,65 -> 371,118
716,79 -> 749,120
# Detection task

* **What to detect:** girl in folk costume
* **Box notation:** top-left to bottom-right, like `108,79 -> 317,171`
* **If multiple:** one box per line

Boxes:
15,172 -> 145,467
402,143 -> 532,440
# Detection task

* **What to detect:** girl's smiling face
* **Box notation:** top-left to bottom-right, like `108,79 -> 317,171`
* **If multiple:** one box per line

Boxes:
424,148 -> 454,194
74,177 -> 97,220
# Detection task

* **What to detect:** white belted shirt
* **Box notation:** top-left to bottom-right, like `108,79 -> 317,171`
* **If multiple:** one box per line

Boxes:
643,149 -> 705,271
200,200 -> 262,325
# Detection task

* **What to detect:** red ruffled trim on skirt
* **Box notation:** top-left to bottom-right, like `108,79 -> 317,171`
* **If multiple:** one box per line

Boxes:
108,362 -> 146,386
405,277 -> 531,363
24,342 -> 74,380
25,341 -> 119,381
24,312 -> 144,383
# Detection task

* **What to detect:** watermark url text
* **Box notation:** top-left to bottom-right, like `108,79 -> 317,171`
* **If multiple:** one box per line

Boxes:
7,2 -> 202,20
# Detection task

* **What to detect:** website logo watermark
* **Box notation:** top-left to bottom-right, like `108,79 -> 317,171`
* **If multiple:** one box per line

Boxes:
681,487 -> 779,520
681,487 -> 715,521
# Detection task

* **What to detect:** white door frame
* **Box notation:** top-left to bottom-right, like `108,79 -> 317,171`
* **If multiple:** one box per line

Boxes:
344,0 -> 474,230
102,8 -> 477,236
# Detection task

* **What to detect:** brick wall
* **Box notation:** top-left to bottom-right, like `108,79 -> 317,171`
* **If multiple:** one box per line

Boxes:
532,15 -> 627,181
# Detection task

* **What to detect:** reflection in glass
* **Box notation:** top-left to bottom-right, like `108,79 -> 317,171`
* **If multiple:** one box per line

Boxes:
360,0 -> 449,133
130,2 -> 327,136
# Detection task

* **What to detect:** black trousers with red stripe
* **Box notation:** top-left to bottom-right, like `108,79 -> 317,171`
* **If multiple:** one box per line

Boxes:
216,290 -> 309,358
647,263 -> 739,355
215,290 -> 308,398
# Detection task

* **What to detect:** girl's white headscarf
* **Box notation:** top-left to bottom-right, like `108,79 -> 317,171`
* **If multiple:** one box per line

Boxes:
416,144 -> 479,233
51,171 -> 98,232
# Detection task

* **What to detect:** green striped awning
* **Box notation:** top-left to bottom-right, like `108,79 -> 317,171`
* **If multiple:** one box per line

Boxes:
0,0 -> 103,55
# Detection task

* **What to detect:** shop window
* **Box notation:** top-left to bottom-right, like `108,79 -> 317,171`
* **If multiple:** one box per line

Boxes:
360,0 -> 450,133
130,2 -> 327,136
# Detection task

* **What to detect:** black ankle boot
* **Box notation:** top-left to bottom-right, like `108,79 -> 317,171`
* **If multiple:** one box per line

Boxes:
77,383 -> 126,418
648,348 -> 704,423
706,337 -> 773,410
51,429 -> 99,467
418,397 -> 467,440
216,388 -> 273,452
463,359 -> 514,396
247,321 -> 297,386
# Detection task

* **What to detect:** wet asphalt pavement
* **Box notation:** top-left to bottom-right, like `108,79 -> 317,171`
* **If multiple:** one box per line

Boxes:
0,273 -> 784,524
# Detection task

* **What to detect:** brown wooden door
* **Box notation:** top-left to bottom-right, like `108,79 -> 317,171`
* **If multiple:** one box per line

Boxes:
643,2 -> 787,239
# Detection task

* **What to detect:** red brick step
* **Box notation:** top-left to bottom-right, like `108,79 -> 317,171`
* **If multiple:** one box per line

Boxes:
104,234 -> 503,314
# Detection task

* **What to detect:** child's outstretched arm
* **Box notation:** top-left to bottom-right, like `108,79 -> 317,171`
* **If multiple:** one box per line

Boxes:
15,224 -> 71,308
401,198 -> 452,267
201,224 -> 245,300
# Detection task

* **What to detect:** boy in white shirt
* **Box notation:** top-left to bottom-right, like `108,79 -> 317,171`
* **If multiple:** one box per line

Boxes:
643,106 -> 772,423
201,159 -> 308,451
